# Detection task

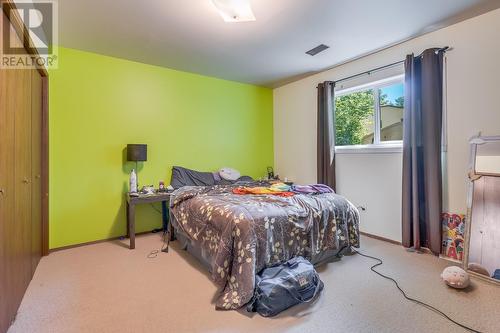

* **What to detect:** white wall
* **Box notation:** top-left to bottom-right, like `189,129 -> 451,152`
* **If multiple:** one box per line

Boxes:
273,8 -> 500,242
336,152 -> 403,241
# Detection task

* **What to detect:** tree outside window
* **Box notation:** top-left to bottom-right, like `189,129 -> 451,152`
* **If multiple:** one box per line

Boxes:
335,80 -> 404,146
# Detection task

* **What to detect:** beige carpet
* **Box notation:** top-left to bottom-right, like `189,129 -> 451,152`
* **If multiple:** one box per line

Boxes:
8,234 -> 500,333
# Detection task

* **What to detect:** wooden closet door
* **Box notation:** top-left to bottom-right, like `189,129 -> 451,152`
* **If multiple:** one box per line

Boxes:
31,70 -> 43,272
2,10 -> 33,327
1,9 -> 46,333
13,66 -> 32,310
0,67 -> 16,333
31,69 -> 42,274
0,67 -> 31,331
0,12 -> 10,333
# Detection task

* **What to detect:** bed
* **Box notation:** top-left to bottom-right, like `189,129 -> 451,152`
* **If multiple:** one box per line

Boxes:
168,168 -> 360,310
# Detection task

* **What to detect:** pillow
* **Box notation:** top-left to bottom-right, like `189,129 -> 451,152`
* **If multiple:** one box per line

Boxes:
170,166 -> 215,189
219,167 -> 241,181
236,175 -> 254,183
215,175 -> 254,186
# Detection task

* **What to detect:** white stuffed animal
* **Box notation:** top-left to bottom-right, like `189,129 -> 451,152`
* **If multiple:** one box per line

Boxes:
441,266 -> 470,289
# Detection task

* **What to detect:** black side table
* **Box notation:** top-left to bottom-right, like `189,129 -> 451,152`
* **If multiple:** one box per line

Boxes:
126,192 -> 173,249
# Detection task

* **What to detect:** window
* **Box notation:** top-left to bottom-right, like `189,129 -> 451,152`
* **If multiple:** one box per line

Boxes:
335,75 -> 404,148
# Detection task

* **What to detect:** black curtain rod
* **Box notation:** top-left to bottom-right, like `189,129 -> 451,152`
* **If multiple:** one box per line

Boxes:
327,46 -> 450,86
333,59 -> 405,85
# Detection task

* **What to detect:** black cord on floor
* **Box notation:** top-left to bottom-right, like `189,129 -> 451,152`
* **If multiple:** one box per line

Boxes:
147,230 -> 170,259
146,203 -> 170,256
161,230 -> 169,253
352,249 -> 482,333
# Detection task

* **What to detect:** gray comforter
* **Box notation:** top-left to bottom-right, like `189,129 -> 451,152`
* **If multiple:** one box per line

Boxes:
170,184 -> 359,310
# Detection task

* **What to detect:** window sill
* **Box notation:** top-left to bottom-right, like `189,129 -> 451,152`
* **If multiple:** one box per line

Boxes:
335,143 -> 403,154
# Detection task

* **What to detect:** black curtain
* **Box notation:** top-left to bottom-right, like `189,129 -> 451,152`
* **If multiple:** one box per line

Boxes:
317,81 -> 336,190
402,48 -> 444,255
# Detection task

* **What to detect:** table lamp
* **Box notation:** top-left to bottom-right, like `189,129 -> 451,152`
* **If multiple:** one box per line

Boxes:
127,144 -> 147,189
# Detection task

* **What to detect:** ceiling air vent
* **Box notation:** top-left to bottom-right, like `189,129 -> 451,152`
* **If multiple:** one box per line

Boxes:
306,44 -> 329,56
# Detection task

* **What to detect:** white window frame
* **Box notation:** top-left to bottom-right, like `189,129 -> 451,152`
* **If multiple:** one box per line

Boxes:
334,74 -> 404,154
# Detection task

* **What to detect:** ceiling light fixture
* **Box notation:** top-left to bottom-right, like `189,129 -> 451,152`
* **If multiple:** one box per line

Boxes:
211,0 -> 256,22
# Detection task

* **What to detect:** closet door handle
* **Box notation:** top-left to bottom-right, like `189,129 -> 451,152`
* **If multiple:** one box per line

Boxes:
0,188 -> 4,195
22,178 -> 30,184
35,174 -> 41,179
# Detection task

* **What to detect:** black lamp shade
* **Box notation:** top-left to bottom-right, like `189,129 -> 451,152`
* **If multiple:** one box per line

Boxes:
127,144 -> 147,162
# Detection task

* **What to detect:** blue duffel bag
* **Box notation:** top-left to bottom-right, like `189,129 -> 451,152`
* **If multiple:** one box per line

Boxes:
246,256 -> 324,317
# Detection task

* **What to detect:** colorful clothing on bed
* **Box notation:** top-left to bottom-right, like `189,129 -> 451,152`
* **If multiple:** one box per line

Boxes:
269,182 -> 291,191
233,187 -> 294,197
232,182 -> 334,196
291,184 -> 334,194
170,184 -> 360,310
232,182 -> 294,197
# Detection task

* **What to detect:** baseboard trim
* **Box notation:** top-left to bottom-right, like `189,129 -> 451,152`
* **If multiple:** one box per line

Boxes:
360,231 -> 402,246
53,230 -> 403,252
49,231 -> 153,253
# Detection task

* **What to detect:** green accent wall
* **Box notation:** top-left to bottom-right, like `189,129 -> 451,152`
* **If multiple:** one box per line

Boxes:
48,47 -> 273,249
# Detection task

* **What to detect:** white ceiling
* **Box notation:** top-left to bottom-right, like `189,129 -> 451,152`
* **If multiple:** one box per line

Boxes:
57,0 -> 500,87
